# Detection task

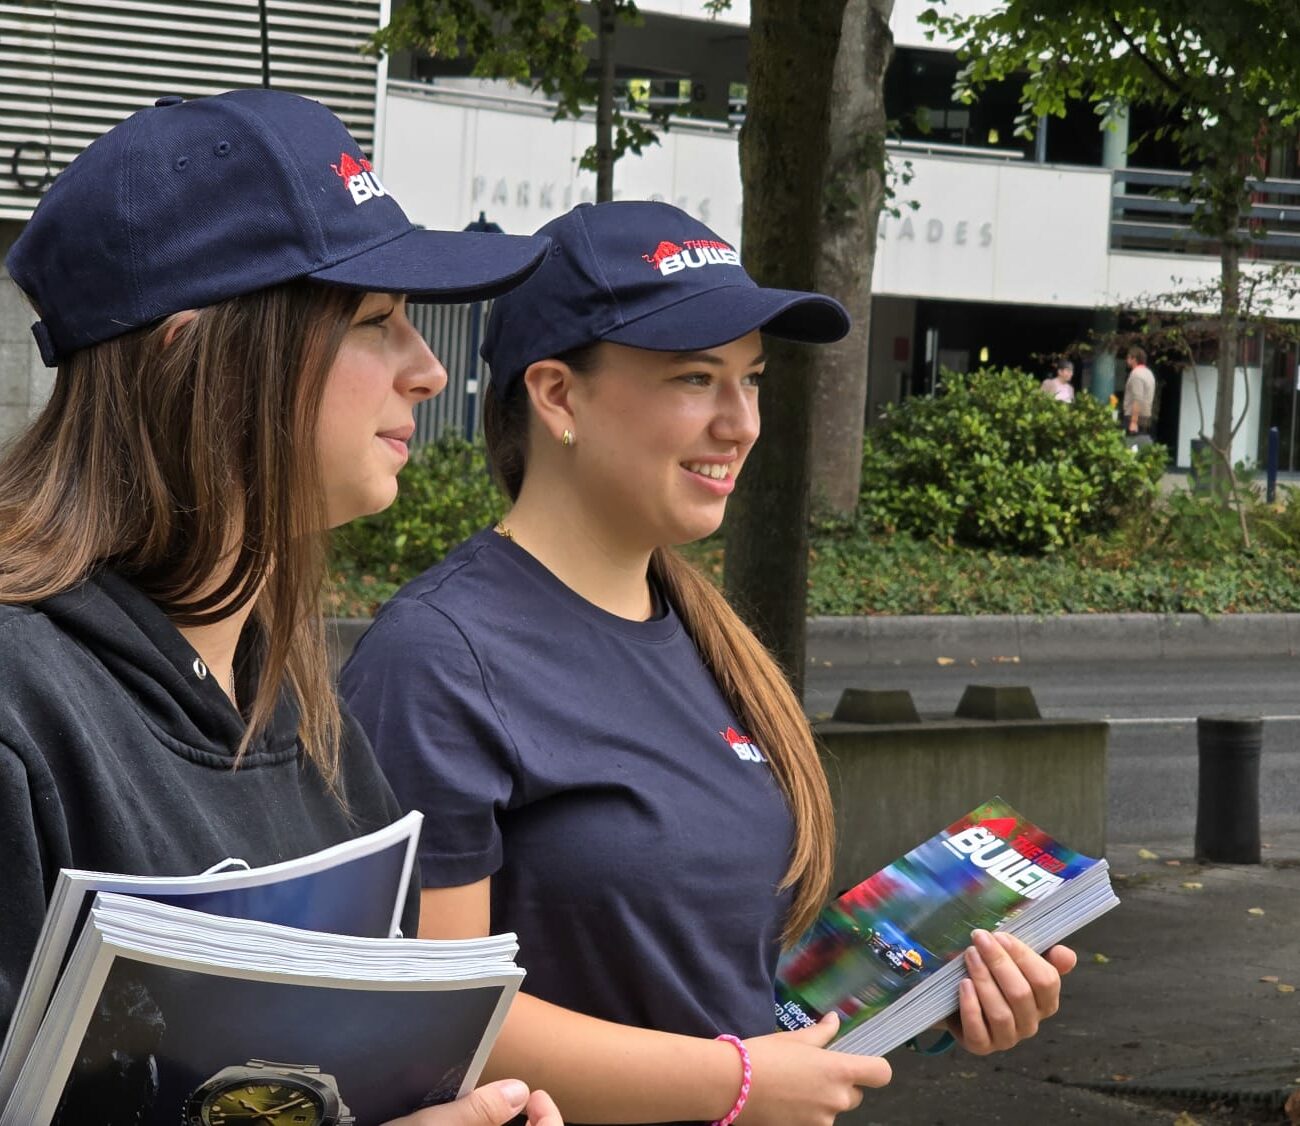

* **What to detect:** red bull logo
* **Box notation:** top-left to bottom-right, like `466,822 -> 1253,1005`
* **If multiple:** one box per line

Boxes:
643,237 -> 741,276
722,725 -> 765,763
642,240 -> 683,269
330,152 -> 388,206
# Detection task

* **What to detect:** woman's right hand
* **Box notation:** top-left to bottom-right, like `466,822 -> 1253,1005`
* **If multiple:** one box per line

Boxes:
383,1079 -> 563,1126
738,1014 -> 891,1125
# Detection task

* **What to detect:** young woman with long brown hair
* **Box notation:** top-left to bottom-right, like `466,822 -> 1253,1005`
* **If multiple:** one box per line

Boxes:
0,88 -> 561,1126
342,201 -> 1076,1126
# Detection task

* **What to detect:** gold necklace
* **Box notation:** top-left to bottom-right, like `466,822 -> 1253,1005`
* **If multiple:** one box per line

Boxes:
493,521 -> 515,542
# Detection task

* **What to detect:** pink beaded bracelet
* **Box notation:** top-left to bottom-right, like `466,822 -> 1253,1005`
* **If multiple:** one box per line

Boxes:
710,1033 -> 752,1126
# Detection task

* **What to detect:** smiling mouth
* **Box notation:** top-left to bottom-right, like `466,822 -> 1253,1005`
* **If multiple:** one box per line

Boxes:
683,461 -> 731,481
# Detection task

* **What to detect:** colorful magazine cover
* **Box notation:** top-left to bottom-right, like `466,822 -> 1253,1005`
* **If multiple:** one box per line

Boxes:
774,797 -> 1098,1040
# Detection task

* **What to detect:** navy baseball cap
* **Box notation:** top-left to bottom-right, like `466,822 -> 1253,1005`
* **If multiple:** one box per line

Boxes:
481,200 -> 849,395
6,89 -> 551,366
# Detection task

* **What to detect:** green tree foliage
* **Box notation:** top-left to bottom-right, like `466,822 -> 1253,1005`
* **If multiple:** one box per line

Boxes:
922,0 -> 1300,487
858,369 -> 1164,553
369,0 -> 666,197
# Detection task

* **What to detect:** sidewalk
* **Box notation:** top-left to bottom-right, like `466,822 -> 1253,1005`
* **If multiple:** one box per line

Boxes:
847,830 -> 1300,1125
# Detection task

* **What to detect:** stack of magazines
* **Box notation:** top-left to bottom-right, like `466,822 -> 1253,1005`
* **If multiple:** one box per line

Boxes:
775,797 -> 1119,1057
0,813 -> 524,1126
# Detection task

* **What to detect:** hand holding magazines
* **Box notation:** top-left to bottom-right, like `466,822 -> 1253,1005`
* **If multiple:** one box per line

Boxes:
775,797 -> 1118,1057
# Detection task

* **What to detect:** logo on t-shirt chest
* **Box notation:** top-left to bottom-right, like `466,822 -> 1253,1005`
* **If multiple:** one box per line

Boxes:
722,725 -> 766,763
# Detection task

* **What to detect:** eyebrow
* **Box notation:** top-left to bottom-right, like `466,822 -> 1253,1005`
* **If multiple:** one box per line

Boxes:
671,350 -> 767,366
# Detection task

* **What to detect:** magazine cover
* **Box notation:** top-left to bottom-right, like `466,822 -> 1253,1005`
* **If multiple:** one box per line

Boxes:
7,897 -> 524,1126
39,959 -> 513,1126
774,797 -> 1099,1040
0,813 -> 422,1109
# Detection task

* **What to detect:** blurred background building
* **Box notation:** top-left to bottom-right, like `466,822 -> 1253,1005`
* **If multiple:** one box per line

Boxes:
6,0 -> 1300,468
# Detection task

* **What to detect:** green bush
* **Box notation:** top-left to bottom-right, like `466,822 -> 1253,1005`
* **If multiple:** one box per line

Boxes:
332,433 -> 504,579
859,368 -> 1165,553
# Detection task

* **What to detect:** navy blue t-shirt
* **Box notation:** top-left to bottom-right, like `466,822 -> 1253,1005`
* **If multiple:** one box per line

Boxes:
341,528 -> 795,1047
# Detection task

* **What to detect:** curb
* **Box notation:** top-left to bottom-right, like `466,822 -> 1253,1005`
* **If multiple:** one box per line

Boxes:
805,612 -> 1300,665
330,614 -> 1300,668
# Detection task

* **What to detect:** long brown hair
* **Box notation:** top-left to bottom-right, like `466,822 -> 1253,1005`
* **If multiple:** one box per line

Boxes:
483,349 -> 834,943
0,280 -> 363,784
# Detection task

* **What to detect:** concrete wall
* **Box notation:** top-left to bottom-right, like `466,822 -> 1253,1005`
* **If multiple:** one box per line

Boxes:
816,718 -> 1108,895
866,295 -> 917,423
0,220 -> 48,449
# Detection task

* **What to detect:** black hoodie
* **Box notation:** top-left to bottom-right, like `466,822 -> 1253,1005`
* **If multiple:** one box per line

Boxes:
0,572 -> 415,1036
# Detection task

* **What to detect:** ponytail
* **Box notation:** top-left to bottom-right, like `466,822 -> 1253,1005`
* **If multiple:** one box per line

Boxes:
650,548 -> 833,945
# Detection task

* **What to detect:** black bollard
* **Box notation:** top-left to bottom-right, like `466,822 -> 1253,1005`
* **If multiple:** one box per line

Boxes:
1194,716 -> 1262,863
1267,426 -> 1280,504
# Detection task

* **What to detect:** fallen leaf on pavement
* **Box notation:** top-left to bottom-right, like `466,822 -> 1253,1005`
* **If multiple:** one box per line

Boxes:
1137,848 -> 1159,860
1173,1113 -> 1201,1126
1092,953 -> 1110,964
957,1071 -> 978,1080
1279,984 -> 1296,994
1164,859 -> 1182,866
1261,975 -> 1280,983
1181,881 -> 1203,890
937,657 -> 955,666
1110,1073 -> 1132,1082
992,655 -> 1020,663
1248,907 -> 1266,916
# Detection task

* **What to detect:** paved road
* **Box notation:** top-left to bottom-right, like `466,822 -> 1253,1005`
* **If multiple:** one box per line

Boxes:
803,644 -> 1300,845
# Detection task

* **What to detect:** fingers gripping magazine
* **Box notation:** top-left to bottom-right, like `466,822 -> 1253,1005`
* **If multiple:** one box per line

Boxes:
0,813 -> 525,1126
775,798 -> 1119,1057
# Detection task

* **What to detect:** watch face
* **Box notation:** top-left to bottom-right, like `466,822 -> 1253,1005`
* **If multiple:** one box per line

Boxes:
187,1076 -> 329,1125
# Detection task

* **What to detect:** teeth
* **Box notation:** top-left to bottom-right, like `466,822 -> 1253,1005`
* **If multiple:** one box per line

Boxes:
685,462 -> 729,480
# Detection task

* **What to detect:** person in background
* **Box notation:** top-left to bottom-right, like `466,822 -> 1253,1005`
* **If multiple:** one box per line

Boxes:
1122,346 -> 1156,443
0,89 -> 560,1126
1039,359 -> 1076,403
343,200 -> 1076,1126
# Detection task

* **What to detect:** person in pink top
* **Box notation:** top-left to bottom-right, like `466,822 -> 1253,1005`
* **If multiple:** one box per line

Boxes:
1039,359 -> 1076,403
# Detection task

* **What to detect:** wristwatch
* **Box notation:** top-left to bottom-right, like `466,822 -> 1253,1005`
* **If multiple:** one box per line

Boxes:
183,1058 -> 355,1125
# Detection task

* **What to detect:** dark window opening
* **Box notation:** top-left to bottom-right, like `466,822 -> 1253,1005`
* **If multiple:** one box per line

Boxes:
885,47 -> 1032,157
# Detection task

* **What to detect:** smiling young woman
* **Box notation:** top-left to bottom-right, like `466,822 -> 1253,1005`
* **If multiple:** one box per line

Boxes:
343,201 -> 1074,1126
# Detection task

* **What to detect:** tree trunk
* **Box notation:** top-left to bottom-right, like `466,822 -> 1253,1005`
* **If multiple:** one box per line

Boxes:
810,0 -> 894,516
595,0 -> 616,202
1212,234 -> 1241,490
724,0 -> 847,694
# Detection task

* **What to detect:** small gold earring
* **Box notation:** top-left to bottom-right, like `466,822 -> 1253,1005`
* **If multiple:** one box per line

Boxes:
562,429 -> 574,448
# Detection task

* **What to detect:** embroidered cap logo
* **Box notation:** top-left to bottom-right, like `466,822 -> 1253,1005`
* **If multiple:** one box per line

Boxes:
642,237 -> 742,277
330,151 -> 388,206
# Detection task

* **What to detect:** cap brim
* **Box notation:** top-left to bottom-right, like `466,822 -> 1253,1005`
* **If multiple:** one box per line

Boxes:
309,228 -> 551,303
601,285 -> 850,350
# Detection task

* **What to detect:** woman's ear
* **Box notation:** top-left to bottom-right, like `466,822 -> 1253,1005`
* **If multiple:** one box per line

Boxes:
160,309 -> 200,350
521,359 -> 578,445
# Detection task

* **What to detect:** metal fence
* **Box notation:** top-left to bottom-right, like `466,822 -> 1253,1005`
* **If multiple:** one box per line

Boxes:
408,301 -> 491,445
1110,168 -> 1300,260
